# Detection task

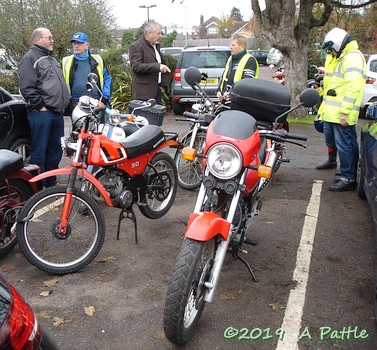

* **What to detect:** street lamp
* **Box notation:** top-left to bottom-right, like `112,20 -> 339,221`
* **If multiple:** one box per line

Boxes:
139,4 -> 157,22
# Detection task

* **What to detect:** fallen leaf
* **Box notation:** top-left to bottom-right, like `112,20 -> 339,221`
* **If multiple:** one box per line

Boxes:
40,290 -> 52,297
38,310 -> 53,319
269,302 -> 285,311
52,317 -> 65,327
1,263 -> 16,272
43,277 -> 60,287
84,306 -> 96,316
96,256 -> 116,263
219,292 -> 236,300
152,330 -> 166,339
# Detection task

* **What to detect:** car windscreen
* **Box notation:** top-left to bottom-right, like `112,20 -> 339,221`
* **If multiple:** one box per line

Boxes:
181,51 -> 230,69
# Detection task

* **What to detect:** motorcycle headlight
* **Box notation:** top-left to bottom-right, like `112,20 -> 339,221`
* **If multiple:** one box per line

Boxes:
206,142 -> 242,179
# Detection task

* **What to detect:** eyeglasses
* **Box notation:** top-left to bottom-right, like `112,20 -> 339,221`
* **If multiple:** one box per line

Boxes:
41,36 -> 53,41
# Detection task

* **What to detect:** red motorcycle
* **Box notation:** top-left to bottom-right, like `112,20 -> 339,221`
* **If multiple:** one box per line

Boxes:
16,78 -> 182,275
163,67 -> 320,345
0,149 -> 40,257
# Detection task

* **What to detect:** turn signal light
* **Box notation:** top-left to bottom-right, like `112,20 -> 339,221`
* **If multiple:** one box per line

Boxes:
181,147 -> 197,161
257,165 -> 272,178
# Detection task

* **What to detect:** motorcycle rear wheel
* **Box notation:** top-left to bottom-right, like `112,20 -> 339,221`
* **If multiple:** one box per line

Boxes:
16,186 -> 106,274
175,132 -> 206,190
164,237 -> 216,345
0,179 -> 33,257
139,152 -> 178,219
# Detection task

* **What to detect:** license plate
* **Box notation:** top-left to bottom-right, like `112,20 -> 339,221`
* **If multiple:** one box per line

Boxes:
200,78 -> 218,85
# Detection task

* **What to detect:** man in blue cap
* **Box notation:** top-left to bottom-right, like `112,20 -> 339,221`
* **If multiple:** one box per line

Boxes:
62,32 -> 112,115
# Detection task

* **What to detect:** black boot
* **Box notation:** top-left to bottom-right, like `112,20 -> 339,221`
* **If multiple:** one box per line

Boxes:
316,160 -> 337,169
317,148 -> 337,170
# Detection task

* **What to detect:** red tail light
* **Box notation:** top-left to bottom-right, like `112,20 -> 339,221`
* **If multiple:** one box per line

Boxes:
1,282 -> 42,349
366,77 -> 376,84
173,68 -> 181,81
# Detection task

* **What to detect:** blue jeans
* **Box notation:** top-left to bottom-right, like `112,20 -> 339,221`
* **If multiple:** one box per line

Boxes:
323,121 -> 358,181
27,110 -> 64,187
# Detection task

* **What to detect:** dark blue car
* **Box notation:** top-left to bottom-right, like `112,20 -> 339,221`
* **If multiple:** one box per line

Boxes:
357,103 -> 377,322
358,105 -> 377,230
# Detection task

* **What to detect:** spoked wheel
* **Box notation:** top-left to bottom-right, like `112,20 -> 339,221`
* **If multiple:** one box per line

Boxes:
16,186 -> 106,274
175,132 -> 206,190
0,179 -> 33,257
164,237 -> 216,345
139,152 -> 178,219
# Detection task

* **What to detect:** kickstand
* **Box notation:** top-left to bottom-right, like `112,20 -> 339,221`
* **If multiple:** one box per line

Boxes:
235,251 -> 258,282
116,207 -> 138,244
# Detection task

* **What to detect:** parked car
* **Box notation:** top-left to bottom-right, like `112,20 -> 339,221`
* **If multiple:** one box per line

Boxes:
360,54 -> 377,118
160,47 -> 184,59
171,46 -> 231,115
357,104 -> 377,232
0,274 -> 59,349
266,47 -> 283,66
0,87 -> 31,164
248,49 -> 268,66
356,103 -> 377,324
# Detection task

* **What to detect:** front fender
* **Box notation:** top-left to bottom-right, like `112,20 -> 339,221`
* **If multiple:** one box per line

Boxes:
185,212 -> 231,241
30,167 -> 113,206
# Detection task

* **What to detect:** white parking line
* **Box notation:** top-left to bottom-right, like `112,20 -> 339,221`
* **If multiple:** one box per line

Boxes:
276,180 -> 323,350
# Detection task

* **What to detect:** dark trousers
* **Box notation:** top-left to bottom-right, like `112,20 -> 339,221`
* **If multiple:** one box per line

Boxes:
27,110 -> 64,187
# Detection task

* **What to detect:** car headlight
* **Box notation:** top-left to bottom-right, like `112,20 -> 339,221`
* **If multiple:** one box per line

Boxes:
206,142 -> 243,179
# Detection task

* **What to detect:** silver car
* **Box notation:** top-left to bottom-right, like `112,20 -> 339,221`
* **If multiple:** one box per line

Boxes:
171,46 -> 231,115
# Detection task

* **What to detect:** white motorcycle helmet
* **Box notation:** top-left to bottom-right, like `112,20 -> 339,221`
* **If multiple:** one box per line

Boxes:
322,27 -> 352,58
71,96 -> 102,131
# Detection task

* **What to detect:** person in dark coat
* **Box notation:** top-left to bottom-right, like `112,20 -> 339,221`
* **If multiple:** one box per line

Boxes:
129,21 -> 171,104
18,27 -> 69,187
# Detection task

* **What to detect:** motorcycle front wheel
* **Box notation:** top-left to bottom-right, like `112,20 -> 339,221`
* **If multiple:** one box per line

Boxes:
16,186 -> 106,274
175,132 -> 206,190
0,179 -> 34,257
164,237 -> 216,345
139,152 -> 178,219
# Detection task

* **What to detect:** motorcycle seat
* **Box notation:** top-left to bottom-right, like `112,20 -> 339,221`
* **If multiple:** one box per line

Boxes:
0,149 -> 24,184
120,125 -> 165,159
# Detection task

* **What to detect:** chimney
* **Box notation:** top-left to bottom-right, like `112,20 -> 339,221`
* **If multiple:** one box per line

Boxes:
200,15 -> 204,25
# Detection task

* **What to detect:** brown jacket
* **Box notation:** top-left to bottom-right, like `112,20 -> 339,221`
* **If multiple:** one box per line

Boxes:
129,36 -> 169,100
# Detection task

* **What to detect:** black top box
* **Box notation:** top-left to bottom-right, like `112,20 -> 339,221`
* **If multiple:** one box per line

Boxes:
231,78 -> 291,123
128,100 -> 167,126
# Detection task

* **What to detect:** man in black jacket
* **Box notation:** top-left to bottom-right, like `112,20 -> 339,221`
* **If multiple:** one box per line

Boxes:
19,27 -> 69,187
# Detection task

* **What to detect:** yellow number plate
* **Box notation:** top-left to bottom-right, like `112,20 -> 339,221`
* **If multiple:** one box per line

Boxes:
200,78 -> 218,85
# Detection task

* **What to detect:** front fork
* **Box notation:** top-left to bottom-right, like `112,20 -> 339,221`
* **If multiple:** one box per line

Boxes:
57,167 -> 78,235
199,169 -> 245,303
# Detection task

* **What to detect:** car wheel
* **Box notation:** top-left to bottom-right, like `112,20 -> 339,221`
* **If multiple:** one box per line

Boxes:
8,137 -> 31,165
356,159 -> 366,199
172,101 -> 186,115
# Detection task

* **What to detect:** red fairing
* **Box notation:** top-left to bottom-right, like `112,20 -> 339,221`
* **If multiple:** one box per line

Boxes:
185,212 -> 231,241
204,124 -> 261,167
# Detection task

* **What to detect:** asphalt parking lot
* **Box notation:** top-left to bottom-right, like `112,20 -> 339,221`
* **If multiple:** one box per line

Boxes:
1,66 -> 377,349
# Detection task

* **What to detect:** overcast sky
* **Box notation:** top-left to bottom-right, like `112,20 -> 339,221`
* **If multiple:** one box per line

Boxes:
107,0 -> 261,33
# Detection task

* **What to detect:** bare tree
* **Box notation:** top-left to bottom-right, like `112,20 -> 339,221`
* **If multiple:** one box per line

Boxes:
251,0 -> 377,102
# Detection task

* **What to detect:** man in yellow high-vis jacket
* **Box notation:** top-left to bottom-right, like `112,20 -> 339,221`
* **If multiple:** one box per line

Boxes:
216,34 -> 259,101
62,32 -> 112,116
318,27 -> 366,191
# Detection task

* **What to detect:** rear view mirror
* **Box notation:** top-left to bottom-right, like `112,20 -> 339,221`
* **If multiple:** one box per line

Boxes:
184,67 -> 202,86
299,88 -> 321,108
87,73 -> 99,84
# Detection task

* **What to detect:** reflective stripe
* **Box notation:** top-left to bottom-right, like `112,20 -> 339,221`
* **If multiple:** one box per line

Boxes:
344,96 -> 356,104
323,99 -> 342,107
